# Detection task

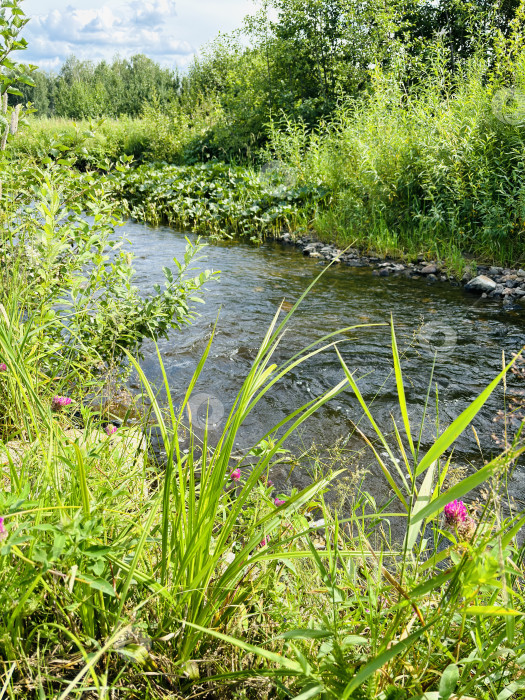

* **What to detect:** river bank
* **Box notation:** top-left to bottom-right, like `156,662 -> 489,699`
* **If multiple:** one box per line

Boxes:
277,230 -> 525,306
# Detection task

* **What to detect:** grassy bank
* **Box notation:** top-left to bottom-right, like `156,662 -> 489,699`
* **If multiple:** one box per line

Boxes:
263,61 -> 525,268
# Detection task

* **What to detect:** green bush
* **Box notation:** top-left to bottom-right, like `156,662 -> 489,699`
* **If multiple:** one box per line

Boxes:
266,57 -> 525,265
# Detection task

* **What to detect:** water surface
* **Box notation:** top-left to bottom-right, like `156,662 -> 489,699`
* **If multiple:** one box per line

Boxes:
124,220 -> 525,505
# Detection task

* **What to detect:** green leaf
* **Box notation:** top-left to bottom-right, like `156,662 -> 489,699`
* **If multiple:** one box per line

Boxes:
79,573 -> 116,598
438,663 -> 459,700
416,355 -> 517,477
280,629 -> 333,640
461,606 -> 524,616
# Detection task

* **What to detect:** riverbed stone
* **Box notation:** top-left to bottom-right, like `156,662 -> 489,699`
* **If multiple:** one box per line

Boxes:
421,264 -> 438,275
465,275 -> 497,293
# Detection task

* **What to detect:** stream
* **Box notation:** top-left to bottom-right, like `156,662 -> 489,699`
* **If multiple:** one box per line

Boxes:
124,219 -> 525,508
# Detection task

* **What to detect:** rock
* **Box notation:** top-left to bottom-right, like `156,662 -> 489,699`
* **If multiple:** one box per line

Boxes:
421,264 -> 438,275
518,269 -> 525,278
465,275 -> 497,293
102,388 -> 142,422
489,266 -> 503,276
488,284 -> 504,298
515,288 -> 525,297
308,251 -> 323,258
427,274 -> 437,281
379,269 -> 390,277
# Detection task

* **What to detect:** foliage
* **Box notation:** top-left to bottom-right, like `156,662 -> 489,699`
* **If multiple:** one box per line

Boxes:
114,160 -> 330,239
264,54 -> 525,265
0,0 -> 35,151
1,286 -> 524,698
15,54 -> 180,119
0,145 -> 217,381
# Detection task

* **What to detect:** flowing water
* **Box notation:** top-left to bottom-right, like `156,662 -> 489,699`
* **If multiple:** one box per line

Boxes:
124,220 -> 525,506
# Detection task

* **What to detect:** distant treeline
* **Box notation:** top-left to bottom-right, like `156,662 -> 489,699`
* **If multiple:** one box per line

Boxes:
16,54 -> 181,119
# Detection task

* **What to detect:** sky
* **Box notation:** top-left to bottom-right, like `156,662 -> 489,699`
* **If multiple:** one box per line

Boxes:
21,0 -> 257,73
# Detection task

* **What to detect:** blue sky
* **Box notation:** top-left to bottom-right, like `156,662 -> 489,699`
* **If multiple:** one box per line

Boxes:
21,0 -> 257,72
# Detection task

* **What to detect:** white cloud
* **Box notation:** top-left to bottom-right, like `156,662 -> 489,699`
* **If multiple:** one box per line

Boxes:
23,0 -> 194,70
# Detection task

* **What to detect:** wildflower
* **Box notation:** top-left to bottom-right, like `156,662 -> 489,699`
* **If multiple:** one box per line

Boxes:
260,536 -> 268,547
0,363 -> 6,372
444,500 -> 476,541
457,516 -> 476,541
261,477 -> 273,487
230,468 -> 241,481
0,517 -> 7,542
274,497 -> 286,507
51,395 -> 72,411
443,499 -> 467,526
106,424 -> 118,436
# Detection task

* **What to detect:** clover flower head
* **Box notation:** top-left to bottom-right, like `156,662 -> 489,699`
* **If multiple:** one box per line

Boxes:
260,536 -> 268,547
52,395 -> 72,411
230,468 -> 241,481
457,516 -> 476,541
274,497 -> 286,507
444,499 -> 467,526
106,424 -> 118,436
0,363 -> 6,372
0,517 -> 7,542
